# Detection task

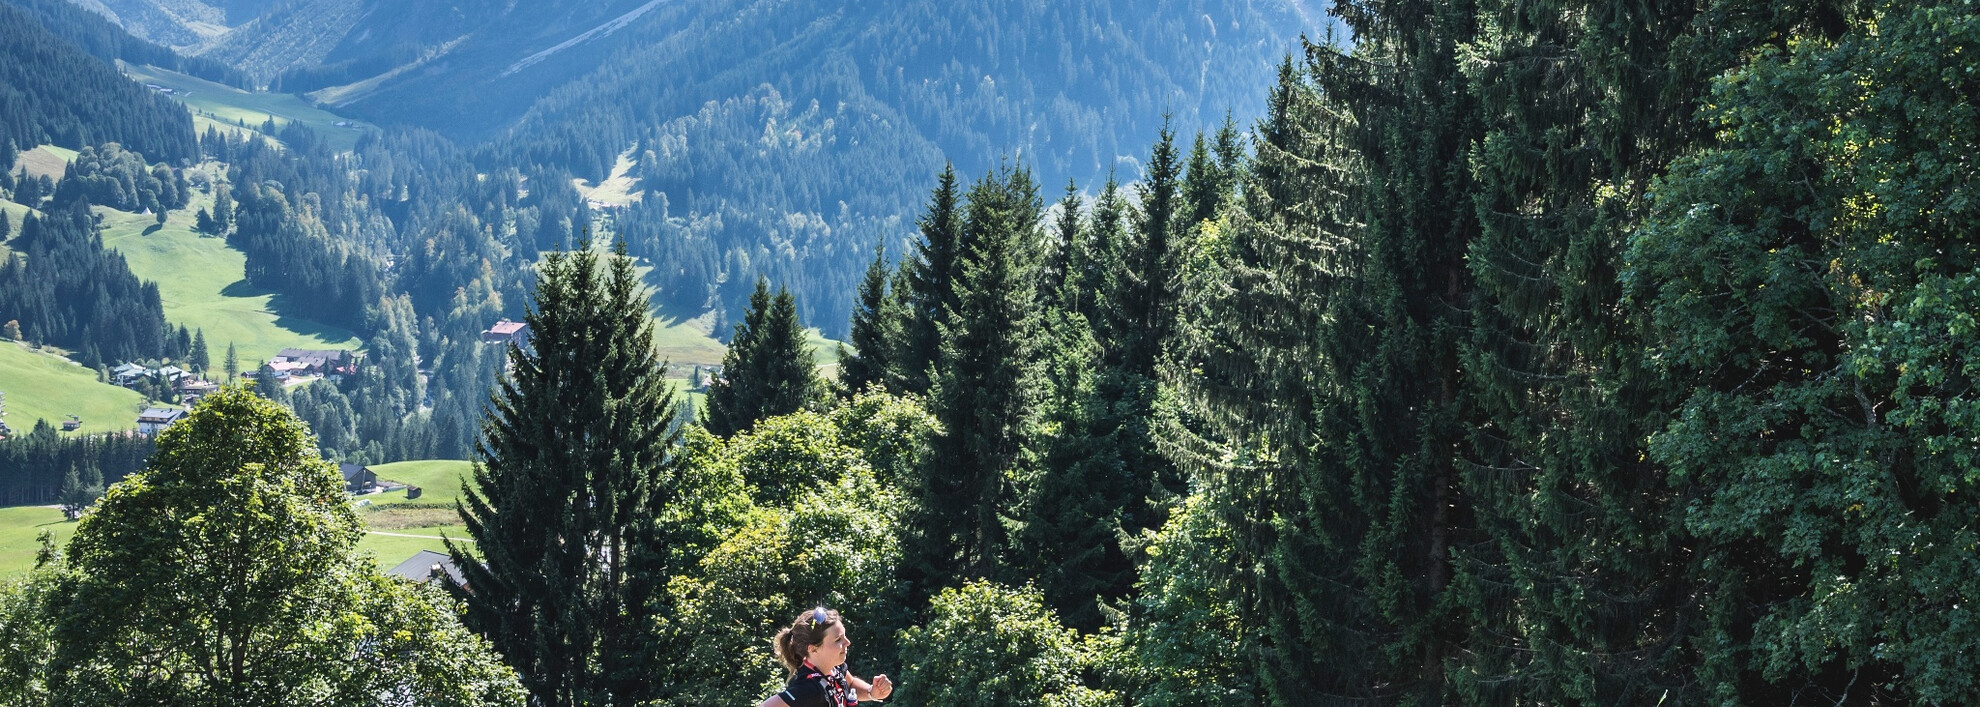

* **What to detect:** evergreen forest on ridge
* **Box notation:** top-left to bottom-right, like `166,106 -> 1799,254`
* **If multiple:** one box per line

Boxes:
2,0 -> 1979,705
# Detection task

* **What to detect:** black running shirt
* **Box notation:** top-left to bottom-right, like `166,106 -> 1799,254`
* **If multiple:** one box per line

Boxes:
779,661 -> 858,707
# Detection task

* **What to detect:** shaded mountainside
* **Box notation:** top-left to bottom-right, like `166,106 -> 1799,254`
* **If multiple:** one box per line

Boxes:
4,0 -> 250,88
64,0 -> 226,48
0,0 -> 197,163
276,0 -> 1322,184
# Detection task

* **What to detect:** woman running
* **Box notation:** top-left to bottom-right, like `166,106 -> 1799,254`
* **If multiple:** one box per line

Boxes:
757,607 -> 894,707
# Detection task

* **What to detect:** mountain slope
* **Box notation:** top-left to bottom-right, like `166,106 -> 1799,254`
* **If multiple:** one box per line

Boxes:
64,0 -> 226,49
0,0 -> 197,163
202,0 -> 1323,333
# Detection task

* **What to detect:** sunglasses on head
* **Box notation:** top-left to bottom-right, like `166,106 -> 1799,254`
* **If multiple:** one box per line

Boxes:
809,606 -> 829,628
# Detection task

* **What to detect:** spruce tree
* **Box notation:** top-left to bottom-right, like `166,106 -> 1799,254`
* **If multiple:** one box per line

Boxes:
223,342 -> 238,383
837,246 -> 892,395
1072,174 -> 1128,328
0,211 -> 10,240
891,165 -> 962,395
918,166 -> 1042,580
1039,181 -> 1082,307
702,278 -> 817,437
1014,305 -> 1127,631
1451,0 -> 1718,699
1181,131 -> 1229,229
56,462 -> 101,519
189,329 -> 209,374
1164,54 -> 1370,701
451,244 -> 683,706
1123,123 -> 1183,376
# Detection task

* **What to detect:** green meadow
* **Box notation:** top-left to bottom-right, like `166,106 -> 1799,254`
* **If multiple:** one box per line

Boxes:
0,341 -> 149,435
0,460 -> 485,578
0,506 -> 79,578
119,63 -> 375,153
95,191 -> 362,367
355,460 -> 477,568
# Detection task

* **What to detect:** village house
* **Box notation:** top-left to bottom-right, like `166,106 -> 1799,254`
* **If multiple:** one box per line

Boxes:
339,463 -> 378,494
177,378 -> 219,404
61,416 -> 82,432
262,360 -> 309,380
272,348 -> 359,377
136,407 -> 185,435
111,363 -> 151,386
481,319 -> 529,345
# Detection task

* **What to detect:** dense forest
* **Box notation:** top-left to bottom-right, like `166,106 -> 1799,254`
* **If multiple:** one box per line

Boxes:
4,0 -> 1980,704
0,0 -> 197,166
1,0 -> 251,87
0,205 -> 172,367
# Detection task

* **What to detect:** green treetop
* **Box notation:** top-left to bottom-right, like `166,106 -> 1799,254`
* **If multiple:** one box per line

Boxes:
10,387 -> 523,705
703,278 -> 820,437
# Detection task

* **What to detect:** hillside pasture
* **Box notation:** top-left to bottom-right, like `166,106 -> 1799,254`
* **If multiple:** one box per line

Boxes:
0,341 -> 148,436
13,145 -> 76,180
0,506 -> 79,578
120,63 -> 375,153
572,144 -> 643,207
356,459 -> 476,568
95,194 -> 362,367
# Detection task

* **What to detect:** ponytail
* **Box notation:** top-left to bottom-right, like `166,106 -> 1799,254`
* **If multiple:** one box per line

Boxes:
771,607 -> 843,675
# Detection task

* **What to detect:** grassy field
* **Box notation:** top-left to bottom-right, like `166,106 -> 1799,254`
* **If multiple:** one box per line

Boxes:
120,63 -> 375,153
192,113 -> 280,149
1,197 -> 33,260
572,144 -> 643,207
0,341 -> 149,435
355,460 -> 476,568
95,192 -> 362,367
0,197 -> 35,222
0,460 -> 482,578
0,506 -> 79,578
14,146 -> 74,181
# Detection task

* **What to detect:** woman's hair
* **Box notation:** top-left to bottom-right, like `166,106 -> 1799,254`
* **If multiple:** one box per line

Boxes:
773,607 -> 844,675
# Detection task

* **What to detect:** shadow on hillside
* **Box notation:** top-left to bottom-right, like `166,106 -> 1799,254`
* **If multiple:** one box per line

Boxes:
219,279 -> 269,298
215,279 -> 359,342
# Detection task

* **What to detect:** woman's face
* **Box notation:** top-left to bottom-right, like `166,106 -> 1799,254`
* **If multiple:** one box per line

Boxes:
806,622 -> 851,671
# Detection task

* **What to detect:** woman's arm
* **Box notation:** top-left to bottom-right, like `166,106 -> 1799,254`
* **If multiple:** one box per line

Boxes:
758,696 -> 789,707
849,673 -> 894,702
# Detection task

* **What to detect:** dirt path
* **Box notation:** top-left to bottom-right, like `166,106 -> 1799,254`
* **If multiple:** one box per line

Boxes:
367,531 -> 475,542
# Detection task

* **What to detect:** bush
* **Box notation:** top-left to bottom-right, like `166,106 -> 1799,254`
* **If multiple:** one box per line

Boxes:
894,580 -> 1115,707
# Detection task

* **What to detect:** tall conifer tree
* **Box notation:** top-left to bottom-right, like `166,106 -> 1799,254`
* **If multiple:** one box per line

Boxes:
1168,57 -> 1351,702
919,166 -> 1042,580
702,278 -> 817,437
837,246 -> 893,395
892,165 -> 963,396
450,243 -> 683,706
189,328 -> 209,373
1123,124 -> 1183,376
1448,0 -> 1728,699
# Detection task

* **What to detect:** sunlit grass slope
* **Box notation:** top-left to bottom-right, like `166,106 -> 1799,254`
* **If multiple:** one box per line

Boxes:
95,192 -> 362,367
0,342 -> 148,435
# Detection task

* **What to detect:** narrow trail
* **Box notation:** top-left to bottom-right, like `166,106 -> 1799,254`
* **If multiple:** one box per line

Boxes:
368,531 -> 475,542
